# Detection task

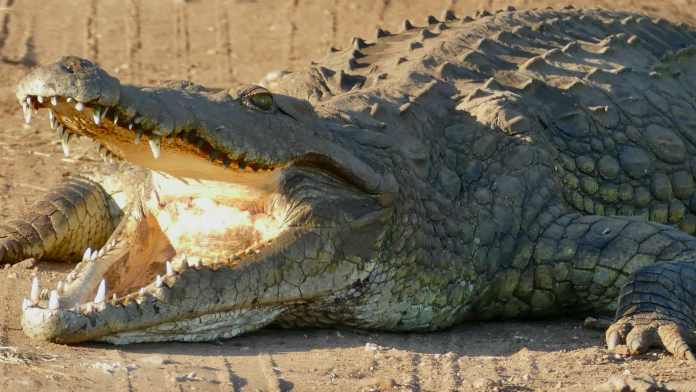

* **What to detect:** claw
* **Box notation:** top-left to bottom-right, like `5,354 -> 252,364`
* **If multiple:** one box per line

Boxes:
629,339 -> 644,354
607,331 -> 621,350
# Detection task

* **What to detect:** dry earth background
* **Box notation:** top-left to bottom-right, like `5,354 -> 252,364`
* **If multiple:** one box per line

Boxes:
0,0 -> 695,391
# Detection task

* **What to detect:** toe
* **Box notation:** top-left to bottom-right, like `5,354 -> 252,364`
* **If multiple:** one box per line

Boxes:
606,330 -> 622,350
625,325 -> 658,355
657,324 -> 696,361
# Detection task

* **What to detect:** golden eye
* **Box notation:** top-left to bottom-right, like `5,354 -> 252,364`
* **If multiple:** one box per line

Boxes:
245,93 -> 274,112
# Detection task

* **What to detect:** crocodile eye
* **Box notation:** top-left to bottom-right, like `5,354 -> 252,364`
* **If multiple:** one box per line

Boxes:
250,93 -> 273,111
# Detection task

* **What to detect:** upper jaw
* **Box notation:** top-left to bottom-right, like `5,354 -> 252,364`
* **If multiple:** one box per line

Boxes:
17,56 -> 393,198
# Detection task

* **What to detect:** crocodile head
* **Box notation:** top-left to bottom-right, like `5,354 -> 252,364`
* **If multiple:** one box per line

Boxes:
16,56 -> 397,343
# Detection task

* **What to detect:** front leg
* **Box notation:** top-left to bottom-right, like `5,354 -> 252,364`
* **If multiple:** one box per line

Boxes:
0,173 -> 120,263
607,260 -> 696,361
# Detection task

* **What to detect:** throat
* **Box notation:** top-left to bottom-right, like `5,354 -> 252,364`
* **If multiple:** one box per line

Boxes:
148,172 -> 286,259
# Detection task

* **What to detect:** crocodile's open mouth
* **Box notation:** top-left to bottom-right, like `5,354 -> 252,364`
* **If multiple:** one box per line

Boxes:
16,57 -> 392,343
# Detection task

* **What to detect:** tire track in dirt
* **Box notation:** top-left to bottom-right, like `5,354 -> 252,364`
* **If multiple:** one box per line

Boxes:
442,333 -> 463,391
84,0 -> 98,64
126,0 -> 141,84
215,0 -> 233,84
328,0 -> 338,48
258,353 -> 283,392
0,0 -> 14,56
173,0 -> 191,81
287,0 -> 298,61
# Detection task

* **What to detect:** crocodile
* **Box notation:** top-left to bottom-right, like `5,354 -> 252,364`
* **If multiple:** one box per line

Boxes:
3,6 -> 696,359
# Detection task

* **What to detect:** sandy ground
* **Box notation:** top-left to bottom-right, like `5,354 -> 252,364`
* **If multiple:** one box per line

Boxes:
0,1 -> 695,391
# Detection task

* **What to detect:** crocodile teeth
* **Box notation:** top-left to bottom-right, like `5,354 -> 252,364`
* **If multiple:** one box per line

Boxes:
192,258 -> 202,268
30,277 -> 39,302
57,281 -> 64,293
92,104 -> 104,125
50,96 -> 58,106
37,95 -> 44,104
26,97 -> 32,105
24,109 -> 32,123
97,248 -> 105,258
21,102 -> 29,115
209,149 -> 219,162
112,293 -> 117,303
85,303 -> 93,313
105,242 -> 112,252
48,109 -> 55,122
75,101 -> 85,111
56,123 -> 65,138
128,122 -> 133,130
166,260 -> 174,276
90,249 -> 98,261
155,275 -> 164,288
238,161 -> 247,172
66,97 -> 73,103
149,135 -> 162,159
94,279 -> 106,304
48,290 -> 60,309
74,302 -> 80,312
222,157 -> 232,170
61,132 -> 72,156
139,287 -> 145,297
195,137 -> 205,149
21,298 -> 29,311
133,128 -> 143,145
82,247 -> 92,262
66,272 -> 74,283
113,109 -> 120,124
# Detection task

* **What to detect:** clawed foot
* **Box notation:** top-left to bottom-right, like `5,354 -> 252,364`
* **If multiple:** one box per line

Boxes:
606,313 -> 696,361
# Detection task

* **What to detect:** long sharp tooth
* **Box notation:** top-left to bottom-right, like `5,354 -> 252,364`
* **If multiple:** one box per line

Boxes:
97,248 -> 105,258
49,109 -> 55,122
149,135 -> 162,159
134,128 -> 143,145
48,290 -> 60,309
92,104 -> 103,125
37,95 -> 44,104
139,287 -> 145,297
57,281 -> 64,293
30,277 -> 39,302
90,249 -> 98,261
61,133 -> 72,156
66,272 -> 73,283
75,101 -> 85,111
209,149 -> 219,162
112,293 -> 117,303
166,260 -> 174,276
82,247 -> 92,262
25,110 -> 32,123
57,123 -> 65,138
50,96 -> 58,106
113,108 -> 120,124
222,158 -> 232,170
156,275 -> 164,288
22,298 -> 29,311
94,279 -> 106,304
26,97 -> 32,105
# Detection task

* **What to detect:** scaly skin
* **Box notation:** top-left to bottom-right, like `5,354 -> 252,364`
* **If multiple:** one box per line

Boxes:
4,7 -> 696,358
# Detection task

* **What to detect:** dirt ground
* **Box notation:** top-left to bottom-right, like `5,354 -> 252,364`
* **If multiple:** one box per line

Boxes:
0,0 -> 695,391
